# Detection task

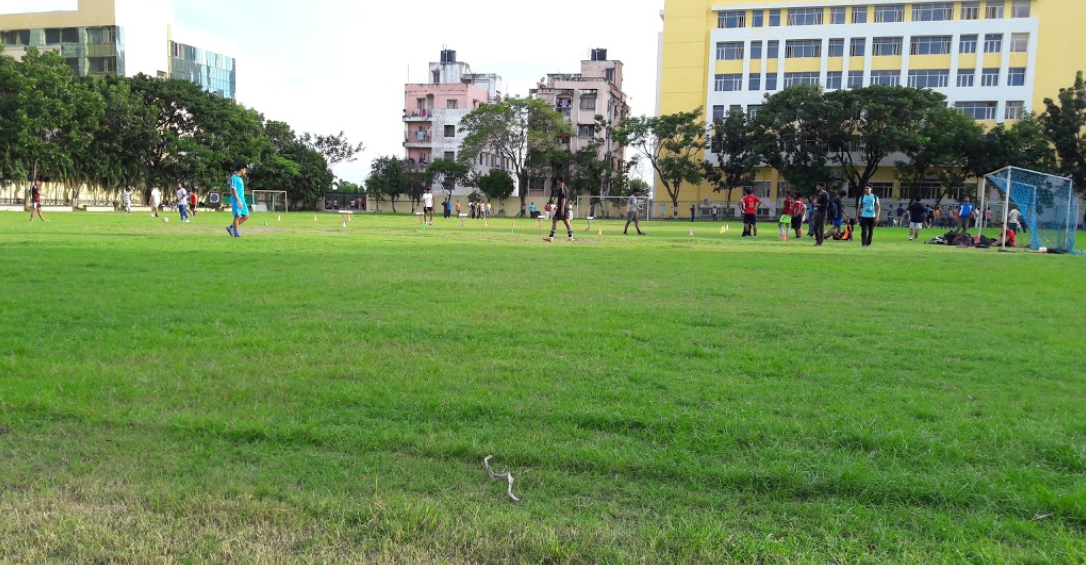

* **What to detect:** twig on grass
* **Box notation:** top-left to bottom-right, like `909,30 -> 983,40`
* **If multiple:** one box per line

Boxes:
1032,513 -> 1054,521
483,455 -> 520,502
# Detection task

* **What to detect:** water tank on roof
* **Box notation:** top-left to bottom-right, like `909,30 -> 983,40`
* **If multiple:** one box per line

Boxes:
591,48 -> 608,61
441,49 -> 457,64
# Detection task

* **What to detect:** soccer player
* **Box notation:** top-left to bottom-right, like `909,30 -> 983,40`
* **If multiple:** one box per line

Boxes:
828,189 -> 847,240
422,188 -> 434,225
1007,206 -> 1023,234
28,180 -> 47,222
906,198 -> 927,242
176,183 -> 189,223
455,200 -> 461,217
543,177 -> 574,242
624,188 -> 646,236
122,187 -> 132,213
779,192 -> 795,240
740,187 -> 761,238
150,186 -> 162,217
812,183 -> 829,246
956,196 -> 976,235
791,192 -> 806,240
443,198 -> 451,219
189,189 -> 198,218
226,163 -> 249,238
690,204 -> 696,223
858,185 -> 881,247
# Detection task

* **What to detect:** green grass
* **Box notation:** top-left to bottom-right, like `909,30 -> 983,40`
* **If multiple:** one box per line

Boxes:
1,211 -> 1084,564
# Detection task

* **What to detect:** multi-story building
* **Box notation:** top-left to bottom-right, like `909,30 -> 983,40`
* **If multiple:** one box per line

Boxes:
658,0 -> 1082,211
0,0 -> 236,98
403,49 -> 511,198
530,49 -> 631,199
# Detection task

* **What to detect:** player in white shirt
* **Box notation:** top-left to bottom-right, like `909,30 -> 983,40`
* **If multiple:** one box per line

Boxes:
623,188 -> 646,236
150,187 -> 162,217
176,183 -> 189,222
422,188 -> 435,225
122,187 -> 132,213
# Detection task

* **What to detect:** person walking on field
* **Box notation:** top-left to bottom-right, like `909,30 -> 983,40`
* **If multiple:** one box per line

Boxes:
624,188 -> 646,236
1007,206 -> 1023,235
28,180 -> 48,222
790,192 -> 806,240
779,192 -> 795,241
189,189 -> 198,218
543,177 -> 574,242
422,188 -> 435,225
812,183 -> 829,246
690,204 -> 696,222
122,187 -> 133,213
740,188 -> 761,238
150,186 -> 162,218
857,185 -> 881,247
906,198 -> 927,242
956,196 -> 976,235
226,163 -> 249,238
176,183 -> 189,223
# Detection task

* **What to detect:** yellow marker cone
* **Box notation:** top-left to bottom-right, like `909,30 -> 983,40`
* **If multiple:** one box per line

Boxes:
342,221 -> 347,228
720,226 -> 726,235
689,229 -> 695,237
278,215 -> 282,222
314,215 -> 318,222
485,220 -> 489,227
598,229 -> 603,236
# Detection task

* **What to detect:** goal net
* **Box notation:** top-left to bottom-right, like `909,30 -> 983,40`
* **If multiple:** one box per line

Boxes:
985,167 -> 1079,253
250,191 -> 289,213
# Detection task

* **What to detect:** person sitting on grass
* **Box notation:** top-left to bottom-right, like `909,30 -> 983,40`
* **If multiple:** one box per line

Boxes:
832,219 -> 855,241
995,228 -> 1017,248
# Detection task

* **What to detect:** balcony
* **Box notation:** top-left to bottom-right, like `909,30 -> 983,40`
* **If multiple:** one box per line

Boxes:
404,139 -> 433,148
403,110 -> 434,122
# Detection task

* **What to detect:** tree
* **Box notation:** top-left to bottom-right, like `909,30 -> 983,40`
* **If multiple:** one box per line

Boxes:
81,76 -> 157,198
458,97 -> 570,217
300,131 -> 365,168
425,158 -> 470,202
612,110 -> 705,219
824,86 -> 946,195
477,169 -> 516,209
248,120 -> 333,210
895,106 -> 985,204
365,156 -> 407,212
1039,72 -> 1086,190
703,109 -> 760,212
751,86 -> 835,196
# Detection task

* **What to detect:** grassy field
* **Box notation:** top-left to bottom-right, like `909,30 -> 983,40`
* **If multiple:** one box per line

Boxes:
0,211 -> 1084,564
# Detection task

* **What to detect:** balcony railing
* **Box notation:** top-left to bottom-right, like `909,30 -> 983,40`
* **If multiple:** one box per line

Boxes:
403,110 -> 434,121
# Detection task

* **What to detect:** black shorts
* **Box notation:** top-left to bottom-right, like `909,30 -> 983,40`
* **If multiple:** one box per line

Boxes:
743,213 -> 757,225
424,207 -> 433,213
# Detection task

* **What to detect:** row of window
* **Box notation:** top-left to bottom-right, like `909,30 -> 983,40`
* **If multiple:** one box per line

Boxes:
1,26 -> 120,47
716,33 -> 1028,61
713,67 -> 1027,92
718,1 -> 1031,29
713,100 -> 1023,123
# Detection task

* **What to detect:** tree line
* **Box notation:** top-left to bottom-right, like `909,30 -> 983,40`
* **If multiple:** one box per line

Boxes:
0,48 -> 363,209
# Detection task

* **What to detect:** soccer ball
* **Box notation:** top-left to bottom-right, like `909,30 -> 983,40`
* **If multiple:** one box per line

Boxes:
1038,246 -> 1047,253
163,217 -> 169,223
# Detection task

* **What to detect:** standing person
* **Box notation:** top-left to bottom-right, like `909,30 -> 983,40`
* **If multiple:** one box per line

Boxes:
956,196 -> 976,235
189,189 -> 198,218
122,187 -> 133,213
857,185 -> 881,247
739,188 -> 761,238
1007,205 -> 1023,234
812,183 -> 830,246
150,186 -> 162,218
455,200 -> 461,218
487,201 -> 494,219
828,189 -> 846,239
623,188 -> 646,236
711,205 -> 718,222
690,204 -> 696,223
778,192 -> 795,241
895,203 -> 905,227
933,206 -> 942,229
791,192 -> 806,240
422,188 -> 434,225
443,198 -> 452,219
176,183 -> 189,223
906,198 -> 927,242
28,180 -> 47,222
226,163 -> 249,238
543,176 -> 574,242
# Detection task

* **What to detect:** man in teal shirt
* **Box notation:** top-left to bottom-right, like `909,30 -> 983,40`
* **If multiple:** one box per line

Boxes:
227,163 -> 249,238
857,185 -> 881,247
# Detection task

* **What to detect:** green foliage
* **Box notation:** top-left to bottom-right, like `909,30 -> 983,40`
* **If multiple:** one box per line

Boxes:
703,109 -> 760,208
895,106 -> 986,202
247,121 -> 333,211
750,86 -> 834,195
1039,72 -> 1086,189
613,110 -> 705,217
366,156 -> 408,212
476,169 -> 515,204
299,131 -> 365,167
426,158 -> 470,200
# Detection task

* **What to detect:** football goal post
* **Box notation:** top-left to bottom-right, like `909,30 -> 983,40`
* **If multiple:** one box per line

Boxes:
250,191 -> 289,213
574,195 -> 657,220
984,167 -> 1079,254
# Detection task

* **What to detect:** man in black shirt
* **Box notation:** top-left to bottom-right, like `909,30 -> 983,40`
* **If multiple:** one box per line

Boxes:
906,198 -> 927,242
812,183 -> 829,246
543,177 -> 574,242
29,181 -> 47,222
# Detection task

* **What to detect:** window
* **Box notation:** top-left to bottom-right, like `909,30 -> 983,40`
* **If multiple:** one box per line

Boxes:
1008,68 -> 1026,86
44,28 -> 78,45
830,7 -> 846,24
848,71 -> 864,88
852,6 -> 868,23
1005,101 -> 1025,120
870,70 -> 900,86
984,34 -> 1002,53
605,68 -> 615,83
580,97 -> 596,110
981,68 -> 1000,87
712,105 -> 727,122
985,2 -> 1005,18
767,41 -> 780,59
447,99 -> 458,110
869,182 -> 894,199
874,5 -> 905,23
444,151 -> 455,160
730,105 -> 743,113
714,74 -> 743,91
788,7 -> 823,26
85,27 -> 116,44
1,30 -> 30,46
1011,0 -> 1030,18
960,35 -> 978,54
850,38 -> 866,57
911,36 -> 952,55
769,9 -> 781,26
829,39 -> 844,57
444,125 -> 456,137
717,42 -> 745,60
785,39 -> 821,58
957,70 -> 975,87
913,3 -> 953,21
752,10 -> 764,27
578,125 -> 596,138
961,2 -> 980,19
766,73 -> 779,91
1010,33 -> 1029,52
908,69 -> 949,88
747,105 -> 762,118
784,72 -> 820,87
826,72 -> 843,90
751,41 -> 763,59
752,182 -> 772,198
88,56 -> 117,73
956,101 -> 998,120
872,37 -> 903,56
718,10 -> 746,28
749,74 -> 762,90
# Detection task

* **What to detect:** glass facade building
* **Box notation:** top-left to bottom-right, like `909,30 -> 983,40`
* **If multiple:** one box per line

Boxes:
170,41 -> 235,99
1,25 -> 125,77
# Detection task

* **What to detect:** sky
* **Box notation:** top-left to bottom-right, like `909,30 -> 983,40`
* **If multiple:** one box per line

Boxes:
169,0 -> 667,184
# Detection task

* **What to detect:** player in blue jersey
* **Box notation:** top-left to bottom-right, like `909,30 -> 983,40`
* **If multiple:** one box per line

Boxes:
955,196 -> 976,235
227,163 -> 249,238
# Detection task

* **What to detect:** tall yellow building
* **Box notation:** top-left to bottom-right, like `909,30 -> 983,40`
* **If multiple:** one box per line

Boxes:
657,0 -> 1085,210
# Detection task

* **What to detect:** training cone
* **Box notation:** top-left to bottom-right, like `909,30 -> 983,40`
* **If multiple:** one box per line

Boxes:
689,229 -> 694,237
510,221 -> 515,234
314,215 -> 318,222
264,220 -> 268,227
720,226 -> 726,235
598,229 -> 603,236
277,215 -> 281,222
